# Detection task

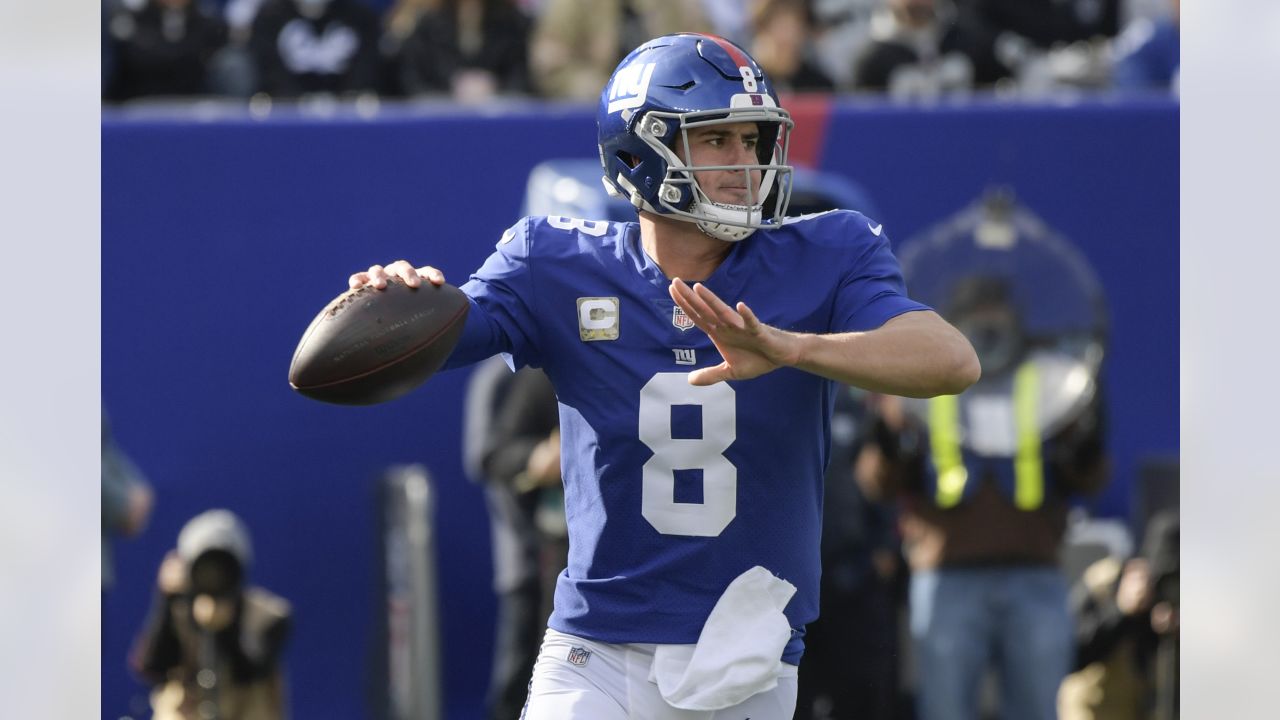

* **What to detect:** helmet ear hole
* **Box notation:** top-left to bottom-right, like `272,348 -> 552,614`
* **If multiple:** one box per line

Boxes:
616,151 -> 641,169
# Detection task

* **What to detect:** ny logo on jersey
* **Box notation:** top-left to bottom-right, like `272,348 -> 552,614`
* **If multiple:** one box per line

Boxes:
578,297 -> 619,341
567,646 -> 591,666
673,348 -> 696,366
672,305 -> 695,331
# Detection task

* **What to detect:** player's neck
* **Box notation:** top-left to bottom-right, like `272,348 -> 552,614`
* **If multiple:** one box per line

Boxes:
639,212 -> 733,282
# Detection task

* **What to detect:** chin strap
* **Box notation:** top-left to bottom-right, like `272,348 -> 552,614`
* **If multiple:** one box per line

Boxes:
696,219 -> 756,242
692,201 -> 761,242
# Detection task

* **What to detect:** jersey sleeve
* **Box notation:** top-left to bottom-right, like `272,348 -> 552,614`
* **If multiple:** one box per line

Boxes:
443,218 -> 543,370
831,216 -> 931,332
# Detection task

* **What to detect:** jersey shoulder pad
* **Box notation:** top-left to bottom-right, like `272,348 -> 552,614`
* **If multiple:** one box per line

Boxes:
524,215 -> 630,257
525,215 -> 618,239
779,208 -> 887,249
778,208 -> 844,227
493,217 -> 534,254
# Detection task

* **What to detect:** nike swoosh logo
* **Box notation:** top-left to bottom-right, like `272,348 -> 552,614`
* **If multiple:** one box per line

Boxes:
868,222 -> 883,236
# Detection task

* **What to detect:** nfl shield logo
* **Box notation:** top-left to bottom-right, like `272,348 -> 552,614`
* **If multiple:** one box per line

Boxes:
672,305 -> 695,331
567,646 -> 591,667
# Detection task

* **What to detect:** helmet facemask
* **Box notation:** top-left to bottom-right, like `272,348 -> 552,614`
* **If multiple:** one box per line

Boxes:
635,103 -> 795,241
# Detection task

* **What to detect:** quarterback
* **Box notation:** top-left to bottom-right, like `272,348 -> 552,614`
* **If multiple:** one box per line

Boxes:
351,33 -> 978,720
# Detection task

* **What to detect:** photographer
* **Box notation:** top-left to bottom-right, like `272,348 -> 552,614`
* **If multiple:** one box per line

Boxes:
1059,510 -> 1179,720
130,510 -> 292,720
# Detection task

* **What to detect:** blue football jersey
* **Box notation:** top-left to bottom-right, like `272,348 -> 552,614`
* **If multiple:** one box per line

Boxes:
444,210 -> 928,663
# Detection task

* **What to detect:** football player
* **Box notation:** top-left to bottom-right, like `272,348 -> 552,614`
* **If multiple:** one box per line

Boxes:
350,33 -> 979,720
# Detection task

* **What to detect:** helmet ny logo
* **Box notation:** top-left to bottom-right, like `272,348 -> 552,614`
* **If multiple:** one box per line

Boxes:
607,62 -> 656,114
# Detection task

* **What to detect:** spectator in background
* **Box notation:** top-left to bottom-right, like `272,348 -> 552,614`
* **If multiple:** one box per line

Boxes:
102,411 -> 154,591
104,0 -> 229,101
250,0 -> 381,97
463,359 -> 566,720
529,0 -> 710,101
960,0 -> 1119,49
957,0 -> 1119,93
858,276 -> 1109,720
796,386 -> 901,720
699,0 -> 753,46
381,0 -> 438,95
853,0 -> 1008,97
398,0 -> 532,101
209,0 -> 272,97
808,0 -> 881,91
1059,510 -> 1179,720
385,0 -> 440,41
1109,0 -> 1177,93
749,0 -> 835,93
131,509 -> 292,720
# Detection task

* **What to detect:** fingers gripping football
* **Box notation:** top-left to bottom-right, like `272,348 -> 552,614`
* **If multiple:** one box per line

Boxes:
349,261 -> 446,290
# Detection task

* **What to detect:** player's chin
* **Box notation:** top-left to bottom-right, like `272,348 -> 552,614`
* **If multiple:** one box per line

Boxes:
711,189 -> 752,206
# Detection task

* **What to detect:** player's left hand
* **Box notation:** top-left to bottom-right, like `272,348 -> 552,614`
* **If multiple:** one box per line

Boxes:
668,279 -> 799,385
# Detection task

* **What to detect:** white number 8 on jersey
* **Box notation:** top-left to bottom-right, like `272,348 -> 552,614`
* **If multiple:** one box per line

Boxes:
638,373 -> 737,537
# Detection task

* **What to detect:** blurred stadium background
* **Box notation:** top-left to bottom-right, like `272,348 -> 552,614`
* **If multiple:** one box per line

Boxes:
100,1 -> 1178,718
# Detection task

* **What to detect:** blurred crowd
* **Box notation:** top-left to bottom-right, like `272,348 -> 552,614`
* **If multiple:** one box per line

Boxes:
102,0 -> 1179,105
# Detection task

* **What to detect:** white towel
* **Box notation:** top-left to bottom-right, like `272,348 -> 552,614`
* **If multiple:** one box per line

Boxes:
648,566 -> 797,710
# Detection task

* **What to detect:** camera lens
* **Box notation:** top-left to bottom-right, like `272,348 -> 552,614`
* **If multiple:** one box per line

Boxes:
189,549 -> 242,597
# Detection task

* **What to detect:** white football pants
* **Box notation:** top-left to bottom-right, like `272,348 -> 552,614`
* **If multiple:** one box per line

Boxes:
520,629 -> 799,720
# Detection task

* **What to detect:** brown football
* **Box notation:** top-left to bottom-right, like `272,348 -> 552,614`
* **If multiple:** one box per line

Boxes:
289,279 -> 469,405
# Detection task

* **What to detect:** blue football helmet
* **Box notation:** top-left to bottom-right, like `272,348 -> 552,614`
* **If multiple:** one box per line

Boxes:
597,33 -> 794,241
